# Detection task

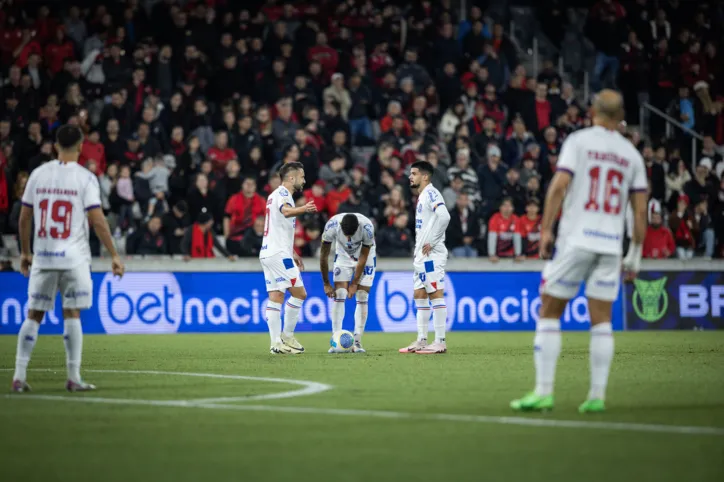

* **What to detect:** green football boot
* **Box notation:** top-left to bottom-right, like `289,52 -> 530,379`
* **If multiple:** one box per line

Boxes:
510,392 -> 554,412
578,399 -> 606,414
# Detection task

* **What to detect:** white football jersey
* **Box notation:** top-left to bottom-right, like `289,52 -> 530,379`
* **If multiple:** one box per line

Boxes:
414,183 -> 449,263
556,125 -> 648,255
21,160 -> 101,270
259,186 -> 296,259
321,213 -> 375,266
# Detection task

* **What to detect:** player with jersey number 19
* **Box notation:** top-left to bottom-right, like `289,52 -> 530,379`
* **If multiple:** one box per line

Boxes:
399,161 -> 451,355
510,90 -> 648,414
11,125 -> 125,394
259,161 -> 317,354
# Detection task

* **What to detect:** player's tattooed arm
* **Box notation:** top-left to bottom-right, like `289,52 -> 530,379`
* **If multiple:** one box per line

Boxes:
281,201 -> 317,218
320,242 -> 334,297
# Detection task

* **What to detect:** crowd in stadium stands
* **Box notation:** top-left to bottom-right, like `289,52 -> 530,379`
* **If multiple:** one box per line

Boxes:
0,0 -> 722,260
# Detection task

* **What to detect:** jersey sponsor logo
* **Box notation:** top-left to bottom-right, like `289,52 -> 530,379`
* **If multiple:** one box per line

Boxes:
427,189 -> 437,202
275,277 -> 286,282
375,272 -> 456,332
325,220 -> 338,231
583,229 -> 621,240
334,267 -> 341,276
364,266 -> 374,276
98,273 -> 183,334
64,290 -> 90,299
35,250 -> 66,258
279,188 -> 289,197
363,224 -> 374,240
417,203 -> 423,213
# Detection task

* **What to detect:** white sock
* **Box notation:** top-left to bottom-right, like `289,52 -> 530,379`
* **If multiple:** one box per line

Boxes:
63,318 -> 83,383
588,322 -> 614,401
13,319 -> 40,382
265,301 -> 282,344
414,298 -> 430,341
354,291 -> 368,342
331,288 -> 347,333
283,297 -> 304,336
431,298 -> 447,343
534,318 -> 562,397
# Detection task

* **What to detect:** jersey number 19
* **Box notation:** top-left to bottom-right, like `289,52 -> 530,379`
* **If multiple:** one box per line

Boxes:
37,199 -> 73,239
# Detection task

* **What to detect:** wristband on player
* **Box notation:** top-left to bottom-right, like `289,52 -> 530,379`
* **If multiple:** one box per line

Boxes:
623,242 -> 643,267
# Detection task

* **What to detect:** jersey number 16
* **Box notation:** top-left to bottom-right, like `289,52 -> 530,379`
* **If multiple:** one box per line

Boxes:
584,166 -> 624,215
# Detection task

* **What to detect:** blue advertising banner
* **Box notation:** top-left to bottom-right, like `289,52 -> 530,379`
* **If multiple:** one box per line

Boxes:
0,271 -> 623,334
625,271 -> 723,330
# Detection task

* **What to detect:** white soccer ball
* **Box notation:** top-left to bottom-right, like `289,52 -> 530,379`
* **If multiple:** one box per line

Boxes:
330,330 -> 355,353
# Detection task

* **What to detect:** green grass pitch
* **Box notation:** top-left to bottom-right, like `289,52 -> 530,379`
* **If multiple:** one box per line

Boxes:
1,332 -> 723,482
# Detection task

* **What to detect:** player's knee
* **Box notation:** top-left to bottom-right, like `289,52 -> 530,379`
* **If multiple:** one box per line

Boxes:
539,294 -> 567,319
356,290 -> 368,302
290,287 -> 307,301
63,309 -> 81,319
268,291 -> 285,304
27,310 -> 45,323
587,298 -> 613,325
413,288 -> 428,299
335,288 -> 348,301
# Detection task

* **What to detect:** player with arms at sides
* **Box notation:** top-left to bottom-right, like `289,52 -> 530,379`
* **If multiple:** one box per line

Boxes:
320,213 -> 376,353
399,161 -> 451,354
260,162 -> 317,354
511,90 -> 648,413
12,125 -> 125,393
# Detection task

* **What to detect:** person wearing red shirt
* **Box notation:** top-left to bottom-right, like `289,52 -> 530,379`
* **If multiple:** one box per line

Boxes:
325,178 -> 351,216
13,28 -> 42,68
643,211 -> 675,259
79,130 -> 106,175
307,31 -> 339,82
207,131 -> 237,175
519,198 -> 542,259
223,177 -> 266,255
45,28 -> 76,74
487,197 -> 523,261
303,180 -> 328,213
534,82 -> 552,133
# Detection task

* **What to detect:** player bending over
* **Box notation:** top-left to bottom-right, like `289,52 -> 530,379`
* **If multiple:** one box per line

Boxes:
511,90 -> 647,413
399,161 -> 451,355
12,125 -> 125,393
320,213 -> 376,353
259,162 -> 317,354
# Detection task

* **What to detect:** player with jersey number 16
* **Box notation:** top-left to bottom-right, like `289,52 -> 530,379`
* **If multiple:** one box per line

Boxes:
11,125 -> 125,394
511,90 -> 648,414
259,162 -> 317,355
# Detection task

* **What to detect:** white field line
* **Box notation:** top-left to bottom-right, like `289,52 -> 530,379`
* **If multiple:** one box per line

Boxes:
3,392 -> 724,437
0,368 -> 332,403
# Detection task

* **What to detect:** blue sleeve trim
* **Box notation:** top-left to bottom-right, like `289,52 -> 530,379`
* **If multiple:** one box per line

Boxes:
557,168 -> 574,177
85,204 -> 101,212
21,202 -> 33,208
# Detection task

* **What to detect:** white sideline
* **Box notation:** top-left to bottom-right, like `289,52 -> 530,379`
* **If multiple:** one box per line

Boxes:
2,368 -> 722,436
3,393 -> 723,437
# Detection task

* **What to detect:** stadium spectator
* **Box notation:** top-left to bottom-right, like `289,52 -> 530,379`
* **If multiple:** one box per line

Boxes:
181,212 -> 233,260
669,194 -> 698,259
665,159 -> 692,211
478,144 -> 507,216
377,212 -> 413,257
694,199 -> 715,258
223,177 -> 266,256
519,198 -> 542,259
643,209 -> 675,259
128,216 -> 167,255
238,216 -> 266,258
487,198 -> 522,262
162,201 -> 191,256
446,148 -> 480,206
115,165 -> 135,232
502,167 -> 527,215
446,192 -> 481,258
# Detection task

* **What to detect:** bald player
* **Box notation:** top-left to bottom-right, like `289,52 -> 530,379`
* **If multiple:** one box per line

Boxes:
511,90 -> 648,413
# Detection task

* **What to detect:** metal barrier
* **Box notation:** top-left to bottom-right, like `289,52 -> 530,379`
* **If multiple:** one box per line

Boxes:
639,102 -> 705,163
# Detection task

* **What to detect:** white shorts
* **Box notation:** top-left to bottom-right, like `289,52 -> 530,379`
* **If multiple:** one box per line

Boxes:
27,264 -> 93,311
541,245 -> 621,302
413,258 -> 446,294
260,254 -> 305,293
333,253 -> 376,287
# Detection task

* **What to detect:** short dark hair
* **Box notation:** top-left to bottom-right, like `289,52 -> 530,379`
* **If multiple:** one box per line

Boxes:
55,125 -> 83,149
411,160 -> 434,177
197,212 -> 212,225
279,161 -> 303,180
500,197 -> 514,207
340,214 -> 359,236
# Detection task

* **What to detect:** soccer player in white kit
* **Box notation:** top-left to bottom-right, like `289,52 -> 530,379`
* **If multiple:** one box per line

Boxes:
399,161 -> 451,355
511,90 -> 648,413
260,162 -> 317,354
320,212 -> 376,353
11,125 -> 124,393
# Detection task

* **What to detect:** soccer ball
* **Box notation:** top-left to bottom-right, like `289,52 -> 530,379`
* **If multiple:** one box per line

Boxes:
330,330 -> 355,353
